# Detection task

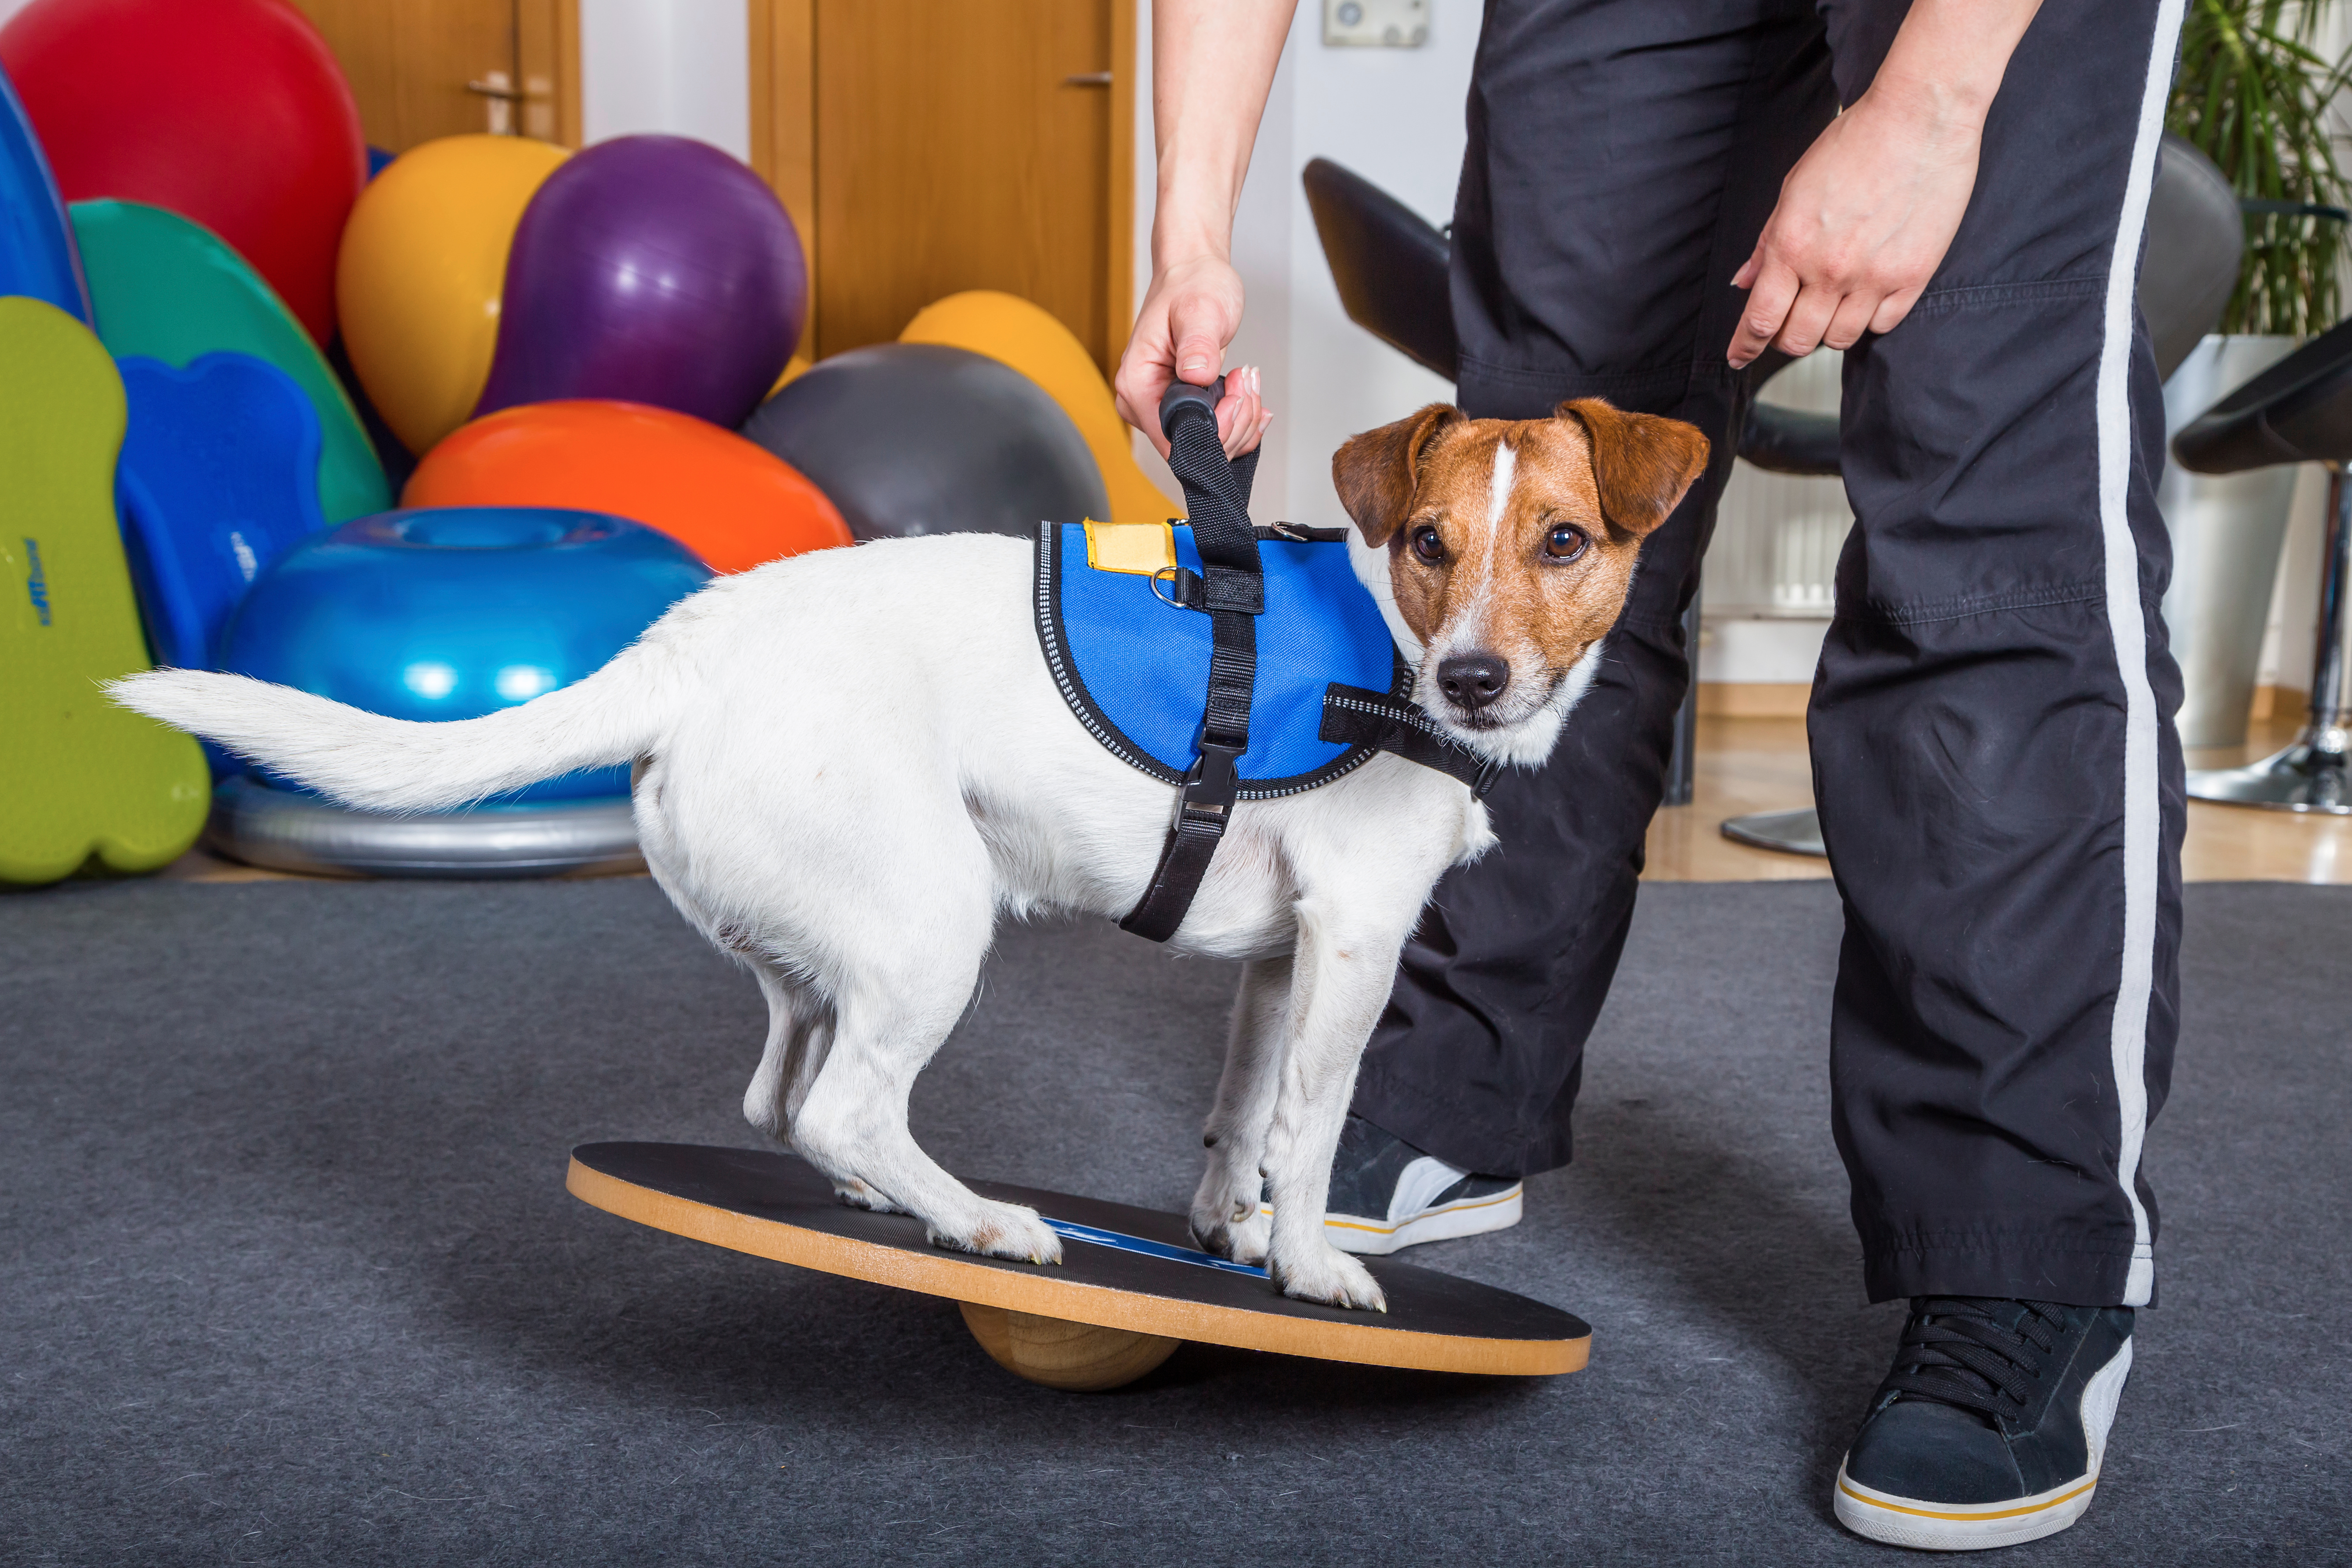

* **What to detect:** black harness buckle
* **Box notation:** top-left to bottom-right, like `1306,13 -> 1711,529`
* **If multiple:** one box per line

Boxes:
1180,737 -> 1244,821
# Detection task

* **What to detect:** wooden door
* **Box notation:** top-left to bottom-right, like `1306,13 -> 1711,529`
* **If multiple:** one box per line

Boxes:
758,0 -> 1129,372
289,0 -> 579,152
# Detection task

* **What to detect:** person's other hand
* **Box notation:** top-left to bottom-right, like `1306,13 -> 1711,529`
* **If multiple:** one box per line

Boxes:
1727,93 -> 1983,369
1114,253 -> 1272,459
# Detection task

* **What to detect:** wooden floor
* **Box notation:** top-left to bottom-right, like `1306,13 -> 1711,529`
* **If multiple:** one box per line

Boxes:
1646,712 -> 2352,883
155,712 -> 2349,886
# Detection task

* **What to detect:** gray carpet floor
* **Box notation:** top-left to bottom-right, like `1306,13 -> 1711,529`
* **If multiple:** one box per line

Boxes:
2,876 -> 2346,1566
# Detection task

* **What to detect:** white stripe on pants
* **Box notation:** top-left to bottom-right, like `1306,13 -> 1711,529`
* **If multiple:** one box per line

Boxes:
2097,0 -> 2187,1311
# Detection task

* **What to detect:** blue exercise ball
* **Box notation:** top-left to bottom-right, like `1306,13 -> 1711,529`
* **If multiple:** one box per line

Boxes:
218,506 -> 710,802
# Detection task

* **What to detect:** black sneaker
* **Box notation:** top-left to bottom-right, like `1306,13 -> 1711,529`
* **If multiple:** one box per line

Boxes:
1264,1114 -> 1522,1255
1834,1297 -> 2135,1551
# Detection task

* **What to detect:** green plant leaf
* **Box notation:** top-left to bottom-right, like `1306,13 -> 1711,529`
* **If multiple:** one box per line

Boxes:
2170,0 -> 2352,334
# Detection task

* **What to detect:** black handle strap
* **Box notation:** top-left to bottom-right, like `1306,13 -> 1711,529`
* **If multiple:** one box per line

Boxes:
1121,378 -> 1265,943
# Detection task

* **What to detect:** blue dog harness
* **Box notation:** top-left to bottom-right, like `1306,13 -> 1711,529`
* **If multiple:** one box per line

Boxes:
1033,378 -> 1499,942
1037,519 -> 1406,793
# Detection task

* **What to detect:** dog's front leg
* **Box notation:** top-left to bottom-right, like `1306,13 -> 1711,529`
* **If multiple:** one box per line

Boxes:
1259,899 -> 1408,1311
1191,954 -> 1291,1265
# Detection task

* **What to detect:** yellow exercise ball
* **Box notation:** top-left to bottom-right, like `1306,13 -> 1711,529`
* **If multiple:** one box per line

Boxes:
899,291 -> 1175,524
336,134 -> 569,455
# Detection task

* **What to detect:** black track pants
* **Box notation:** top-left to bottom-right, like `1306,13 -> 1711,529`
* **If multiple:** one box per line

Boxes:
1349,0 -> 2184,1308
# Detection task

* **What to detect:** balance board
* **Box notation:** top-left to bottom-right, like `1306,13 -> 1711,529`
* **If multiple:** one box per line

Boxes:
569,1141 -> 1590,1391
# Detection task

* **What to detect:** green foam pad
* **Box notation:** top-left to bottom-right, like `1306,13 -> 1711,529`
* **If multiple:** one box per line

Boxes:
0,296 -> 209,885
69,199 -> 390,526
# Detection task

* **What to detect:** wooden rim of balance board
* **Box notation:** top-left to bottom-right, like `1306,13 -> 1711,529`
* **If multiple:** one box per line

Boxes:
568,1142 -> 1590,1377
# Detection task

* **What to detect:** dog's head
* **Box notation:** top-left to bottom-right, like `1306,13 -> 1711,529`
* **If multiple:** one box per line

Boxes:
1333,398 -> 1709,758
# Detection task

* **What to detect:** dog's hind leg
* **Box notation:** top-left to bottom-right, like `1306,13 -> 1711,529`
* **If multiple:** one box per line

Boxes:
743,965 -> 907,1214
784,896 -> 1062,1266
742,964 -> 813,1139
1190,954 -> 1290,1265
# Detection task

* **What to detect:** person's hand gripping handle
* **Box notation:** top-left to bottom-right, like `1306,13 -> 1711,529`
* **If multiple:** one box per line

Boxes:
1158,374 -> 1261,520
1112,0 -> 1293,460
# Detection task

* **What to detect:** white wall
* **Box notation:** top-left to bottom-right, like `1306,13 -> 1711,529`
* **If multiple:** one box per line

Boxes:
1279,6 -> 1476,525
1130,1 -> 1471,526
578,0 -> 750,161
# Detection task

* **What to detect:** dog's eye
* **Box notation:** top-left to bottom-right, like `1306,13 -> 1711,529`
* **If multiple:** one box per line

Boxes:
1544,524 -> 1590,561
1409,525 -> 1446,564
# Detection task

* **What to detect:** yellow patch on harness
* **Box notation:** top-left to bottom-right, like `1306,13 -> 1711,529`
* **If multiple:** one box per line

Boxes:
1083,519 -> 1176,576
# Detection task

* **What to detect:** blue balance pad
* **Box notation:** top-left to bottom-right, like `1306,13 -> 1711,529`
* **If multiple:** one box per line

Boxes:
115,352 -> 326,675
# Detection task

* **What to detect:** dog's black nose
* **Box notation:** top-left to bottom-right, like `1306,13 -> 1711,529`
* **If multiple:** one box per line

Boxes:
1436,653 -> 1508,711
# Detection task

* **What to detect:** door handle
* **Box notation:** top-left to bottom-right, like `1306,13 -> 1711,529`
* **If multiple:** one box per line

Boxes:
467,70 -> 521,135
1063,72 -> 1113,86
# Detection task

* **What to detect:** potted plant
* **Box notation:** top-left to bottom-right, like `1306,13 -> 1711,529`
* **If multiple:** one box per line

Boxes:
2160,0 -> 2352,748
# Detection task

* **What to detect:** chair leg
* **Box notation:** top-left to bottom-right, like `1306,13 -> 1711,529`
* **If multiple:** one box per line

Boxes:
1720,805 -> 1826,856
1664,583 -> 1702,807
2187,461 -> 2352,813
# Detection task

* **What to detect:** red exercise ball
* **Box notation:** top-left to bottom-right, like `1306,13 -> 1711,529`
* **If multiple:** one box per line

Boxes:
0,0 -> 365,345
404,401 -> 853,574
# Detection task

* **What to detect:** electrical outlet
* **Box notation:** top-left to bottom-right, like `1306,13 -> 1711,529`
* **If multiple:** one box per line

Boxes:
1323,0 -> 1428,48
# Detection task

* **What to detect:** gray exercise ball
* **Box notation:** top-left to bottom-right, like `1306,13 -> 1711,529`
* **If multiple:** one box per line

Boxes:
741,342 -> 1109,540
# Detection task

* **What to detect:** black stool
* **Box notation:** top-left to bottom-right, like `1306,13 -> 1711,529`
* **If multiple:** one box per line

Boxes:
1302,140 -> 2245,844
2171,314 -> 2352,812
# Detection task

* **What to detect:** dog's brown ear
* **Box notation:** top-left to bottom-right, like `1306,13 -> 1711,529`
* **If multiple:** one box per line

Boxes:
1556,398 -> 1711,539
1331,403 -> 1464,546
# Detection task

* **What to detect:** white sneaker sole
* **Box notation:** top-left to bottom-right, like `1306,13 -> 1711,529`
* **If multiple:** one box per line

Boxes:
1833,1463 -> 2098,1551
1261,1184 -> 1524,1257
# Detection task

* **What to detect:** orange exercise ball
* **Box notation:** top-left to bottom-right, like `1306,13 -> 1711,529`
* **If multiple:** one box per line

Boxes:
336,134 -> 570,456
404,400 -> 851,574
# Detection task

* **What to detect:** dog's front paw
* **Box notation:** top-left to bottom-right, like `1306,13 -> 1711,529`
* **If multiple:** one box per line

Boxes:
929,1200 -> 1064,1267
1191,1199 -> 1271,1267
1270,1242 -> 1387,1312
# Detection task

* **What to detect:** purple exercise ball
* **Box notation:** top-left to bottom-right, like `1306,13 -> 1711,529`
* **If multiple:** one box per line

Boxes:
473,134 -> 804,430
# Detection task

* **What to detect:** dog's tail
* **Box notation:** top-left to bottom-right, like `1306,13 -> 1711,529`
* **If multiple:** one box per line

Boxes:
108,637 -> 678,814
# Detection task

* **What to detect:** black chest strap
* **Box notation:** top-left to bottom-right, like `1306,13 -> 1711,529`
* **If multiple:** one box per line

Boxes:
1120,379 -> 1264,943
1319,684 -> 1505,798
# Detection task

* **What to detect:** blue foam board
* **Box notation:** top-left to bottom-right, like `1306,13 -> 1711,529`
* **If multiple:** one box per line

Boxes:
116,351 -> 326,675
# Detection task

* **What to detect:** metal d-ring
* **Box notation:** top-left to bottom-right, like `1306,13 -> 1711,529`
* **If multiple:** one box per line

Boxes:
1150,566 -> 1204,611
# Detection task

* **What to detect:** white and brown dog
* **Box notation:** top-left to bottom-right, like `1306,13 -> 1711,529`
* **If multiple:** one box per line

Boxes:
113,397 -> 1707,1312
